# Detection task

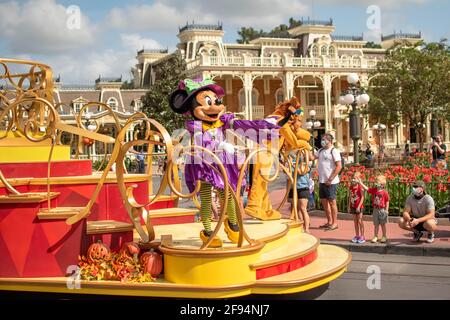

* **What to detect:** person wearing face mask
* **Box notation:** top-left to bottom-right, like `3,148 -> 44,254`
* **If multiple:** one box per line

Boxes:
313,133 -> 342,230
398,181 -> 437,243
357,175 -> 389,243
348,171 -> 365,243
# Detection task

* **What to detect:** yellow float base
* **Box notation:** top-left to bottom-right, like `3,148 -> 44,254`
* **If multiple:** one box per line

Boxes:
0,219 -> 351,298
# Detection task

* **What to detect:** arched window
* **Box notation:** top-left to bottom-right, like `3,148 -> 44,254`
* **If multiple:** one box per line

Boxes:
329,45 -> 336,57
275,88 -> 284,104
310,45 -> 318,57
238,88 -> 259,109
132,99 -> 142,112
107,97 -> 119,111
72,98 -> 86,114
320,45 -> 328,56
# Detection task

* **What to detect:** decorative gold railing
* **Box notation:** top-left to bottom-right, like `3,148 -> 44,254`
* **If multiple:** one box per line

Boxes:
0,58 -> 313,253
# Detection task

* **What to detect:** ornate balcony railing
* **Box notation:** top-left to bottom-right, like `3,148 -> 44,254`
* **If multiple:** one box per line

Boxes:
137,49 -> 169,55
381,32 -> 422,41
187,55 -> 380,70
303,105 -> 326,119
331,34 -> 364,41
179,23 -> 223,32
298,17 -> 333,26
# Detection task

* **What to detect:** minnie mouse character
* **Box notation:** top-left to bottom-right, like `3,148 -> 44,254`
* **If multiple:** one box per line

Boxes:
168,78 -> 282,247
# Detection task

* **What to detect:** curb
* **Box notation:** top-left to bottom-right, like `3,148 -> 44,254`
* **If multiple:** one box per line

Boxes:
320,239 -> 450,257
308,210 -> 450,226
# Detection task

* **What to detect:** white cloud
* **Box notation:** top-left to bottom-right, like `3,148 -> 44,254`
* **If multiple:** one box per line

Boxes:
47,34 -> 163,84
0,0 -> 96,55
0,1 -> 164,83
316,0 -> 430,7
120,34 -> 163,52
106,0 -> 310,32
364,11 -> 423,42
108,2 -> 185,32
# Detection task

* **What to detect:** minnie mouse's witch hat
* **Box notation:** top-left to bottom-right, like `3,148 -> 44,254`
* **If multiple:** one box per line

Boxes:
168,78 -> 225,114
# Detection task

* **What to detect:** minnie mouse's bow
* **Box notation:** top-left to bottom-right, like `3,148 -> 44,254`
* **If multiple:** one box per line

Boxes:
178,78 -> 216,94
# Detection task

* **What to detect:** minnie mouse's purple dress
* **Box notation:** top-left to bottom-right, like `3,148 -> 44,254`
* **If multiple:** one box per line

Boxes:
184,113 -> 279,193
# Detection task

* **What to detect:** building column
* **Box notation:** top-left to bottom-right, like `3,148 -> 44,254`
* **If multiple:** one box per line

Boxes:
186,41 -> 192,60
243,72 -> 253,120
362,115 -> 369,145
283,72 -> 294,99
359,74 -> 370,146
336,120 -> 344,150
191,41 -> 198,60
399,116 -> 405,145
322,74 -> 332,133
91,142 -> 96,157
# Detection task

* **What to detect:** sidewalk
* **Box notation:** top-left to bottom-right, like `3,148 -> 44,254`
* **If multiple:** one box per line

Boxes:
269,189 -> 450,257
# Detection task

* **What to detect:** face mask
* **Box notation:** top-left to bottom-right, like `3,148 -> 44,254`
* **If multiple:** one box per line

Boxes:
321,140 -> 327,147
412,187 -> 423,197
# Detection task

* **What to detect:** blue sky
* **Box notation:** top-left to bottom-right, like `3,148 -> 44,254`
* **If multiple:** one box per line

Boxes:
0,0 -> 448,83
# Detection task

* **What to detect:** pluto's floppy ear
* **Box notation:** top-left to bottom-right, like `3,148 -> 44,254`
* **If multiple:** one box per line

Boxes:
169,89 -> 190,114
289,96 -> 300,106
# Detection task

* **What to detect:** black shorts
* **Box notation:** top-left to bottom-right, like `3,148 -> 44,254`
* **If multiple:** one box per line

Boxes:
319,183 -> 338,200
413,222 -> 427,232
350,207 -> 362,214
413,219 -> 437,232
288,188 -> 310,199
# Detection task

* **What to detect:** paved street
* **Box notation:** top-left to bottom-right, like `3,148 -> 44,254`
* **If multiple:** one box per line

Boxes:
246,252 -> 450,300
317,252 -> 450,300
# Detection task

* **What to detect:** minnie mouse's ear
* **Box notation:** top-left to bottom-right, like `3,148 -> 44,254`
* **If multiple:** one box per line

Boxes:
169,89 -> 190,114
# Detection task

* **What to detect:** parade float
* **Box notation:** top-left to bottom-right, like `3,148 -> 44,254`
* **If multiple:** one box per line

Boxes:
0,58 -> 351,298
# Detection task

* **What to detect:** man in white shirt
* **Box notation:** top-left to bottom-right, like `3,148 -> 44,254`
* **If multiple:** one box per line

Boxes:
313,133 -> 342,230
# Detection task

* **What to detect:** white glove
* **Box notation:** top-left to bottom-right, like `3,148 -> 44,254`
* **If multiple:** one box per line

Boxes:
218,141 -> 235,154
264,117 -> 278,126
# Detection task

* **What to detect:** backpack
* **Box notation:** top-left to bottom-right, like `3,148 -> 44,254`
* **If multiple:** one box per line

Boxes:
319,147 -> 345,173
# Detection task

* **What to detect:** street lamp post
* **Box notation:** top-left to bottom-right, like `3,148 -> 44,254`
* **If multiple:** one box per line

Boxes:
430,113 -> 438,139
339,73 -> 370,165
373,123 -> 386,165
391,122 -> 400,149
305,109 -> 321,149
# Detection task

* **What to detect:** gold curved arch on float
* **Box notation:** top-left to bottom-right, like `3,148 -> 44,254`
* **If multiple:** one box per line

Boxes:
235,147 -> 280,244
166,144 -> 234,250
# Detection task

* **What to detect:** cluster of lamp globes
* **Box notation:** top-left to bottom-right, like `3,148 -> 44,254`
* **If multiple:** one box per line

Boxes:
373,123 -> 387,131
305,109 -> 321,130
338,73 -> 370,106
84,112 -> 97,132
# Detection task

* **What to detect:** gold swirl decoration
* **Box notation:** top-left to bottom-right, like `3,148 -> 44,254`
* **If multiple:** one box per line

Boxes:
0,58 -> 314,253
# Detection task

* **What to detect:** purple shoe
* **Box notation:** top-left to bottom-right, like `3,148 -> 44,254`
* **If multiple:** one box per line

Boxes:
351,236 -> 359,243
357,237 -> 366,244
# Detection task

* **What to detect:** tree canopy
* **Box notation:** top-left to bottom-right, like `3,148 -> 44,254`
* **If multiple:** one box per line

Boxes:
366,40 -> 450,148
236,18 -> 302,43
141,53 -> 187,133
363,41 -> 382,49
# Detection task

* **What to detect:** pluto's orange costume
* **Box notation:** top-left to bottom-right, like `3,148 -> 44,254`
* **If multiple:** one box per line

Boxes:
245,97 -> 311,220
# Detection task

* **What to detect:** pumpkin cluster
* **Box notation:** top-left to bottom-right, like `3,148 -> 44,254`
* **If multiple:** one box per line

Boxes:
77,240 -> 163,283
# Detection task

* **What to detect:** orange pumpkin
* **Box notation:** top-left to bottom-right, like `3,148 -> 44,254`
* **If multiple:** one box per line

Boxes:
87,240 -> 111,264
82,137 -> 94,145
119,242 -> 140,260
140,250 -> 163,277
